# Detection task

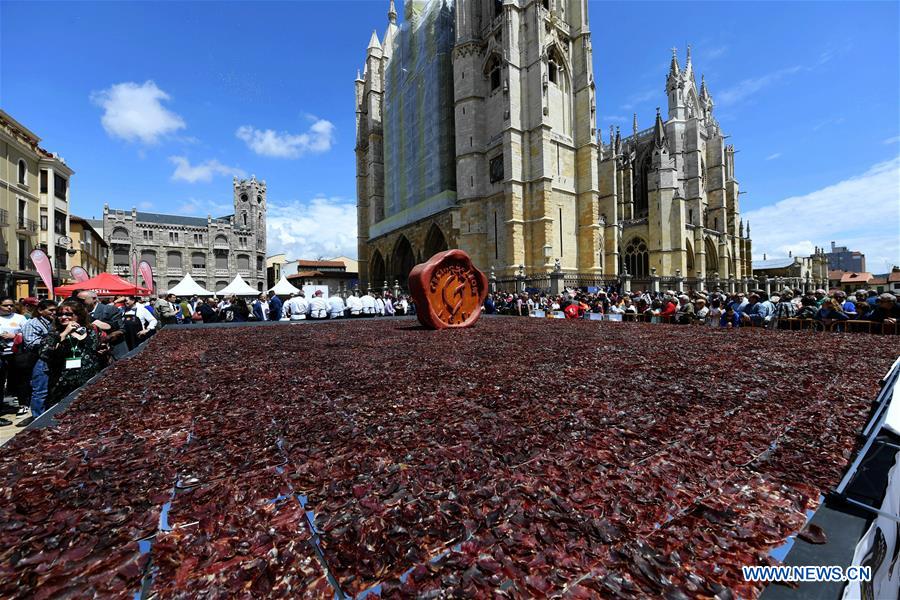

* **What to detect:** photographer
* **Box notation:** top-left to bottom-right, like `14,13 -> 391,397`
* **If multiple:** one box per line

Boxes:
39,301 -> 103,411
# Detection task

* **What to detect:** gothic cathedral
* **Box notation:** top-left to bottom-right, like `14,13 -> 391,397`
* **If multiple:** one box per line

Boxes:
356,0 -> 752,290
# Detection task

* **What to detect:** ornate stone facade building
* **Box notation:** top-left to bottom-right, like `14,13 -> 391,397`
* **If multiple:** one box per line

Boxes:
0,109 -> 72,297
100,177 -> 267,293
357,0 -> 753,292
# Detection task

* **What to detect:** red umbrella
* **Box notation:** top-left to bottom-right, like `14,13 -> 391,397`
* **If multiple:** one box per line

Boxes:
54,272 -> 152,297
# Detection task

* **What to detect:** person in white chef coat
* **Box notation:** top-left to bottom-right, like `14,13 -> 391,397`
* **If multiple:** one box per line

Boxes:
328,294 -> 346,319
360,291 -> 377,317
346,291 -> 363,317
284,292 -> 309,321
308,290 -> 329,320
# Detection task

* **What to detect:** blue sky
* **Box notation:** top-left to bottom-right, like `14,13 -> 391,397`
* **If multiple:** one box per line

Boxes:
2,1 -> 898,271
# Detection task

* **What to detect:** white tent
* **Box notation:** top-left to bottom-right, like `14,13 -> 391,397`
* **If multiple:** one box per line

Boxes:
166,273 -> 215,297
218,273 -> 260,296
268,274 -> 301,296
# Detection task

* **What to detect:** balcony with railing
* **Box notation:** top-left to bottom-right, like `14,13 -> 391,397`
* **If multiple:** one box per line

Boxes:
16,217 -> 37,234
166,268 -> 183,277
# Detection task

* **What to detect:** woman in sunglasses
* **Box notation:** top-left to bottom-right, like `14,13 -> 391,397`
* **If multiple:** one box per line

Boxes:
38,300 -> 103,411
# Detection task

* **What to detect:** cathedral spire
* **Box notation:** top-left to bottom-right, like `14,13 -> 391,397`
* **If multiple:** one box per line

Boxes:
367,30 -> 382,51
614,126 -> 621,154
739,218 -> 744,237
388,0 -> 397,24
632,113 -> 638,138
699,74 -> 709,99
653,107 -> 667,150
685,44 -> 692,69
669,46 -> 680,77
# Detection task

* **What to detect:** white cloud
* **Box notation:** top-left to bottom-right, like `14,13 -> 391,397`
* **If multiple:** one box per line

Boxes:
717,65 -> 803,106
235,119 -> 335,158
90,81 -> 186,144
176,197 -> 233,217
266,196 -> 357,259
169,156 -> 246,183
138,201 -> 154,210
765,153 -> 781,161
745,157 -> 900,273
702,46 -> 728,61
884,136 -> 900,145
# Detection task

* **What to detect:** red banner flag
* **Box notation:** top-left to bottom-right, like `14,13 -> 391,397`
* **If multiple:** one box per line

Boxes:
70,266 -> 89,282
138,260 -> 154,294
29,249 -> 54,299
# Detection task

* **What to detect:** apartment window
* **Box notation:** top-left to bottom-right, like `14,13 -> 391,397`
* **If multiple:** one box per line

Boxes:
18,239 -> 26,270
141,250 -> 157,268
40,170 -> 48,193
169,231 -> 179,244
113,247 -> 129,266
143,230 -> 154,242
18,199 -> 26,227
166,251 -> 182,269
257,256 -> 264,271
40,216 -> 48,231
194,233 -> 203,245
17,160 -> 26,185
192,252 -> 206,269
54,251 -> 66,272
236,254 -> 250,270
54,211 -> 67,235
54,174 -> 67,200
239,236 -> 248,248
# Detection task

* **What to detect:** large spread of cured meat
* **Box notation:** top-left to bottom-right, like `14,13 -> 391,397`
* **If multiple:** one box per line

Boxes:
0,318 -> 895,599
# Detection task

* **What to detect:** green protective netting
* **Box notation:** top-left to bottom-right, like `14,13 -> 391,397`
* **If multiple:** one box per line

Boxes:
383,0 -> 457,221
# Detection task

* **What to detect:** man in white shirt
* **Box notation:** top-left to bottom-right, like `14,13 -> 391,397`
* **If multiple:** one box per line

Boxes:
384,295 -> 395,317
328,294 -> 346,319
0,297 -> 27,424
122,296 -> 158,350
374,294 -> 386,316
284,292 -> 309,321
308,290 -> 329,320
360,292 -> 377,316
346,291 -> 363,317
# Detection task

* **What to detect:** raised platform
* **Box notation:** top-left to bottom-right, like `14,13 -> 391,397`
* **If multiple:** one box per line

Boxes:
0,318 -> 896,598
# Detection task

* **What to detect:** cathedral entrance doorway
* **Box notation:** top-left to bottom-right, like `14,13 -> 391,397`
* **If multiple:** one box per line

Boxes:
423,224 -> 449,259
391,236 -> 416,290
370,251 -> 385,290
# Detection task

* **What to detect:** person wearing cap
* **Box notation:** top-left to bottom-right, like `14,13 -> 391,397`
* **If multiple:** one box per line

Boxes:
308,290 -> 329,320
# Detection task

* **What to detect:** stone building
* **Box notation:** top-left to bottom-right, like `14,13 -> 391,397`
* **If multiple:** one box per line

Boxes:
356,0 -> 754,292
69,215 -> 109,278
751,249 -> 829,294
0,109 -> 73,297
825,241 -> 865,273
100,177 -> 267,293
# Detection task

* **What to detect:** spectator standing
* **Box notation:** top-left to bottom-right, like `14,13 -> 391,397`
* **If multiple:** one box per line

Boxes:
252,293 -> 268,321
18,300 -> 57,424
866,293 -> 900,327
39,301 -> 103,411
121,296 -> 158,350
674,295 -> 695,324
193,297 -> 220,324
267,291 -> 283,321
154,294 -> 179,327
0,297 -> 28,425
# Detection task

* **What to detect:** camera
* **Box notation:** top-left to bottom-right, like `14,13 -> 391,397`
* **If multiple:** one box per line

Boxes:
75,327 -> 87,336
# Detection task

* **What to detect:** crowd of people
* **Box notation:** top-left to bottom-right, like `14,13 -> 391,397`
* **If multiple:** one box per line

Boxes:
0,289 -> 420,427
485,286 -> 900,330
2,283 -> 895,429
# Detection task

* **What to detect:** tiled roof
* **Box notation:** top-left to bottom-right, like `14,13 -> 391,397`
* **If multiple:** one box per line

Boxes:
840,272 -> 873,283
295,259 -> 346,268
828,270 -> 846,280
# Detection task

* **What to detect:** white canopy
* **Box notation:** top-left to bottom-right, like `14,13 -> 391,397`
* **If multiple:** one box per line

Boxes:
166,273 -> 215,297
268,274 -> 301,296
218,273 -> 260,296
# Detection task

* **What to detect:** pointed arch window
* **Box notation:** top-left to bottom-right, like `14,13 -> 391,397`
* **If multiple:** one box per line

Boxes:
485,54 -> 502,92
621,237 -> 650,278
548,56 -> 558,85
633,151 -> 651,218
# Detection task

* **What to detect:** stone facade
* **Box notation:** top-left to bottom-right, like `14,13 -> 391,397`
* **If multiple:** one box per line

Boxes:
0,109 -> 73,297
101,177 -> 267,294
357,0 -> 754,292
